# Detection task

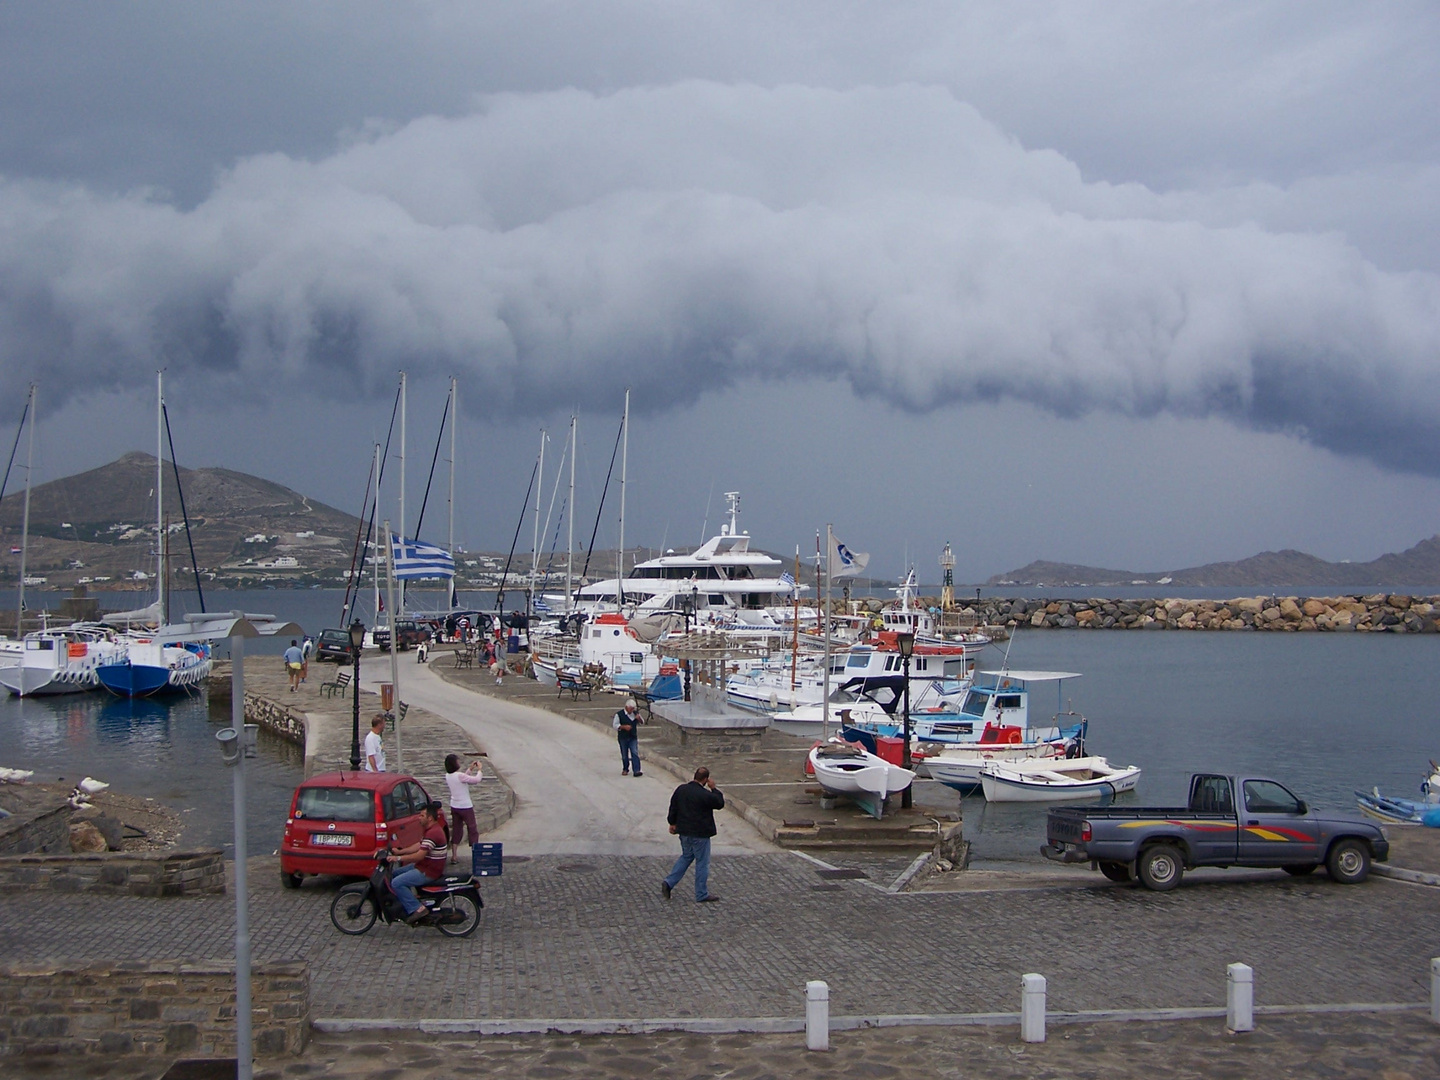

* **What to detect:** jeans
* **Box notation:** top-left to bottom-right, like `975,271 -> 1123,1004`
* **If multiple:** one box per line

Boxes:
390,866 -> 435,915
618,735 -> 641,774
663,834 -> 712,900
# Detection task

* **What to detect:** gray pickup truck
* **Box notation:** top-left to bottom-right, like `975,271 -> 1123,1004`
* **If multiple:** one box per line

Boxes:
1042,773 -> 1389,891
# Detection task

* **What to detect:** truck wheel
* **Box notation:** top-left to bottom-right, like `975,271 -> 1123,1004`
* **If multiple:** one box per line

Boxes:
1282,864 -> 1318,877
1326,839 -> 1370,884
1137,845 -> 1184,891
1099,862 -> 1132,883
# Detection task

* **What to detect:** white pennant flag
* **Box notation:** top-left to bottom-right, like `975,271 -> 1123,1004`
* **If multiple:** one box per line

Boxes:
828,531 -> 870,578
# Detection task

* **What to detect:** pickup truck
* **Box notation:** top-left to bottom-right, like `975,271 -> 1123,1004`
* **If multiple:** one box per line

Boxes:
1042,773 -> 1389,891
371,619 -> 430,652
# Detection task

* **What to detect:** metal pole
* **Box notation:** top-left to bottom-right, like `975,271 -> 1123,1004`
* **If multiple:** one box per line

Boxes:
530,430 -> 545,620
566,416 -> 575,614
822,526 -> 831,742
385,520 -> 402,773
230,635 -> 253,1080
349,628 -> 362,771
156,371 -> 165,622
398,371 -> 406,618
901,652 -> 913,809
448,376 -> 456,611
618,388 -> 628,607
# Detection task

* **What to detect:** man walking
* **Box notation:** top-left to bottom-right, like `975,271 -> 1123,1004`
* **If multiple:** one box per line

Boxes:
662,767 -> 724,903
283,639 -> 305,692
613,698 -> 643,777
363,714 -> 387,772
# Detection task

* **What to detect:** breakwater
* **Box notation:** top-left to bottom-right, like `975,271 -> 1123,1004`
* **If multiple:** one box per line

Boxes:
855,593 -> 1440,633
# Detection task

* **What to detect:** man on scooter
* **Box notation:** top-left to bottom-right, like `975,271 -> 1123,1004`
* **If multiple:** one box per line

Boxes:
387,801 -> 450,924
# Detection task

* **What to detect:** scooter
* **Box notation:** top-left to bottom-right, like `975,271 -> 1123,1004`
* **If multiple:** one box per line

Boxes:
329,849 -> 483,938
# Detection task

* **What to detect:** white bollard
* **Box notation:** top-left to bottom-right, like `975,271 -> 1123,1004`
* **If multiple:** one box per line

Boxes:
1227,963 -> 1254,1033
1431,958 -> 1440,1026
1020,973 -> 1046,1043
805,980 -> 830,1051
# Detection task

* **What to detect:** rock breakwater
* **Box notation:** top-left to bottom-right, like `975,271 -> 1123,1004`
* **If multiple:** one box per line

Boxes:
860,594 -> 1440,633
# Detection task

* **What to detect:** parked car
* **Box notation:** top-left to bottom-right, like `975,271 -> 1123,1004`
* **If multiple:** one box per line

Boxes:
371,619 -> 430,652
280,771 -> 432,888
313,628 -> 357,663
1043,772 -> 1389,891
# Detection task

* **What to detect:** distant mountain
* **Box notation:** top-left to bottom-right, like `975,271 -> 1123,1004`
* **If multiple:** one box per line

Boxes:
0,452 -> 364,588
989,535 -> 1440,589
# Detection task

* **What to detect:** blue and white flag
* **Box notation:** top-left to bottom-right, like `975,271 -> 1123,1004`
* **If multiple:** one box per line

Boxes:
392,537 -> 455,580
779,570 -> 798,593
532,596 -> 552,613
827,531 -> 870,579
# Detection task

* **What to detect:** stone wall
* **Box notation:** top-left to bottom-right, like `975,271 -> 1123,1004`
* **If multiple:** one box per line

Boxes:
0,794 -> 72,856
242,691 -> 307,743
0,959 -> 308,1058
0,850 -> 225,897
859,593 -> 1440,633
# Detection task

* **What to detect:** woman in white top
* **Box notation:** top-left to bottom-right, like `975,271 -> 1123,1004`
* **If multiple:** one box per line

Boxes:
444,753 -> 485,863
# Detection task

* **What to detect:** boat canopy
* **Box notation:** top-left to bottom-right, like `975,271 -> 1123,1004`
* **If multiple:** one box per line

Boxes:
976,670 -> 1083,683
154,611 -> 304,644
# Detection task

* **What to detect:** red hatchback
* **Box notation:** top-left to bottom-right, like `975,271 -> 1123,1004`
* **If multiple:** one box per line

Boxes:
280,771 -> 432,888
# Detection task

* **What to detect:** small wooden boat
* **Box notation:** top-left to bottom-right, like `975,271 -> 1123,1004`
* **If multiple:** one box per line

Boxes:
807,740 -> 915,820
1355,761 -> 1440,825
979,755 -> 1141,803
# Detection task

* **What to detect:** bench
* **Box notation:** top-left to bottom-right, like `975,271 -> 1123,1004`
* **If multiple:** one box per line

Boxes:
395,702 -> 409,725
453,646 -> 476,670
320,670 -> 351,698
631,688 -> 657,720
557,671 -> 593,701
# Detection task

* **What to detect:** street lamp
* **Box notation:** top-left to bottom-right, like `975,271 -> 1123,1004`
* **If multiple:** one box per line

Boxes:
348,619 -> 365,771
896,631 -> 914,809
216,657 -> 258,1080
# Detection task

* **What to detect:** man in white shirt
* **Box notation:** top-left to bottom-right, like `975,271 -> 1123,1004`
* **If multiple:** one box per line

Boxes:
363,715 -> 387,772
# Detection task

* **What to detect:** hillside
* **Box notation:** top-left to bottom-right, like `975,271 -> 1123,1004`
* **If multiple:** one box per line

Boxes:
0,452 -> 365,589
990,535 -> 1440,589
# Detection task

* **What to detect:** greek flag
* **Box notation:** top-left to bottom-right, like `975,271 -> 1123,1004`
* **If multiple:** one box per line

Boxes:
780,571 -> 797,591
533,596 -> 552,613
392,537 -> 455,580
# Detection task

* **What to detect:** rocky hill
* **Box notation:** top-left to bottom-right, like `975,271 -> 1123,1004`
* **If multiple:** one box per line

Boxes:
0,452 -> 365,590
990,535 -> 1440,589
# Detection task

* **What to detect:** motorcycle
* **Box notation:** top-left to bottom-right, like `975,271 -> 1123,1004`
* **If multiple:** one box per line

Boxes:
329,849 -> 483,937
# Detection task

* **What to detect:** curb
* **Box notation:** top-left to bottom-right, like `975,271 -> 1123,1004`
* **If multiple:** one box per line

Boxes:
314,1000 -> 1427,1037
1373,864 -> 1440,887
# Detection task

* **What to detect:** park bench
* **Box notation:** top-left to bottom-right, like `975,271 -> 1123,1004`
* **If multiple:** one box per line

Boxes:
630,687 -> 657,720
557,670 -> 593,701
320,670 -> 351,698
454,646 -> 476,669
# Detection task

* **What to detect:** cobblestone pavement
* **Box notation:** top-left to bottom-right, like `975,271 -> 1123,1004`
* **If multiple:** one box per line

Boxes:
2,852 -> 1437,1024
10,1011 -> 1439,1079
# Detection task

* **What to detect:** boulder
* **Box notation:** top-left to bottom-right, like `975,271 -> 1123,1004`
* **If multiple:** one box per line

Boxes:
69,821 -> 108,853
1030,612 -> 1046,628
1234,597 -> 1265,614
1388,594 -> 1413,610
1177,611 -> 1197,628
1301,599 -> 1328,618
1278,598 -> 1303,621
1075,609 -> 1097,625
1260,607 -> 1284,623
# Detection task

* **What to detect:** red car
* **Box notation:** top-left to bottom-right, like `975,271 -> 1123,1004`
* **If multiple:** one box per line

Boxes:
280,771 -> 432,888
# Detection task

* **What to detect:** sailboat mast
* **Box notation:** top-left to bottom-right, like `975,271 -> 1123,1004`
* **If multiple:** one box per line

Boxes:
447,376 -> 457,612
566,416 -> 575,614
372,442 -> 382,624
618,388 -> 628,607
156,370 -> 165,624
397,371 -> 406,618
15,384 -> 34,636
530,429 -> 545,618
790,546 -> 799,692
822,525 -> 832,741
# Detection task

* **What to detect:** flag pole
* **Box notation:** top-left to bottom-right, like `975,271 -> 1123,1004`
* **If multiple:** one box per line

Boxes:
822,524 -> 832,742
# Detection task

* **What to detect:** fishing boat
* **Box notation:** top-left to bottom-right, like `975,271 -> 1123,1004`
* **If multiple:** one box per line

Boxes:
530,611 -> 663,689
1355,761 -> 1440,825
979,756 -> 1141,803
0,625 -> 121,696
807,739 -> 915,820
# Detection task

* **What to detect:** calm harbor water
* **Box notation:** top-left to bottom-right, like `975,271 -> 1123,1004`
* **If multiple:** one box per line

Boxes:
1,589 -> 1437,864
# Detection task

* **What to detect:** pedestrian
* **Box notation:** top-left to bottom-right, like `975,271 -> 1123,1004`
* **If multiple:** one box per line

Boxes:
491,655 -> 505,686
661,766 -> 724,903
283,639 -> 304,692
386,801 -> 449,924
443,753 -> 485,864
363,714 -> 387,772
301,635 -> 314,683
612,698 -> 643,777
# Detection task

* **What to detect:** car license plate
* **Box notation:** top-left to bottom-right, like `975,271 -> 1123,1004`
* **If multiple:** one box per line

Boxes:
311,833 -> 354,847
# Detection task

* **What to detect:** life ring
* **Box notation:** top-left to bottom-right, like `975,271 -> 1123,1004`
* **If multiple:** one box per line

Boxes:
1004,729 -> 1022,745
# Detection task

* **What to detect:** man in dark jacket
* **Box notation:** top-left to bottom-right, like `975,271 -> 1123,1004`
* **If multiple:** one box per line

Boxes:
661,767 -> 724,902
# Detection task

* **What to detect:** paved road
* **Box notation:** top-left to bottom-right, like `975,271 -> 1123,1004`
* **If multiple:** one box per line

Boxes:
359,656 -> 773,857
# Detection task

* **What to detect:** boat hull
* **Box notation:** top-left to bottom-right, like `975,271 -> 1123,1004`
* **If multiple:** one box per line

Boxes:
980,762 -> 1141,803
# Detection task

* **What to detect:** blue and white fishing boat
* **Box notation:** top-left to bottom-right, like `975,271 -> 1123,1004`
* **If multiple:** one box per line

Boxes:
1356,762 -> 1440,826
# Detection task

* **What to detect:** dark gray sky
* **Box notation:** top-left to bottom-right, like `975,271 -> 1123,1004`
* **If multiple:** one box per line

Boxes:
2,2 -> 1439,580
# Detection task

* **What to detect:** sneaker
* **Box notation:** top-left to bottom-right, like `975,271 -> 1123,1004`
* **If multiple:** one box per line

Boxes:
698,895 -> 720,903
661,882 -> 671,900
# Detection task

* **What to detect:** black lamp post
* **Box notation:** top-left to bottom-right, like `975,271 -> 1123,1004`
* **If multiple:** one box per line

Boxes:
897,631 -> 914,809
348,619 -> 365,770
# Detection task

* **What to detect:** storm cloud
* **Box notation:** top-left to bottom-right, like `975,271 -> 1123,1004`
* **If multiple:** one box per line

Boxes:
2,81 -> 1438,474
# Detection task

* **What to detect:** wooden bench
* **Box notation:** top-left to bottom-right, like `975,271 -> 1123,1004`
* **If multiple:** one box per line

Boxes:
557,671 -> 593,701
320,670 -> 351,698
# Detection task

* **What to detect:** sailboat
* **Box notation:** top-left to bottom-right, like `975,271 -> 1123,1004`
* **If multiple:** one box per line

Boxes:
96,372 -> 213,698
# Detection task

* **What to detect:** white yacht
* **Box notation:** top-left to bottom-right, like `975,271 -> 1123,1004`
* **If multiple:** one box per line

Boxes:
0,625 -> 121,696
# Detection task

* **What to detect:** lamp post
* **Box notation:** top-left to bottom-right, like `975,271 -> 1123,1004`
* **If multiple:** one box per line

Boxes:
216,632 -> 257,1080
348,619 -> 365,770
897,631 -> 914,809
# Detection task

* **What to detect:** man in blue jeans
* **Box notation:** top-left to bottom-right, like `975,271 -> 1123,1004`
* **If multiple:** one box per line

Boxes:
662,766 -> 724,903
387,801 -> 449,924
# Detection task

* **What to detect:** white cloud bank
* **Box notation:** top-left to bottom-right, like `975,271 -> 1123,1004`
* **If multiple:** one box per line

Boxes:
2,83 -> 1437,472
